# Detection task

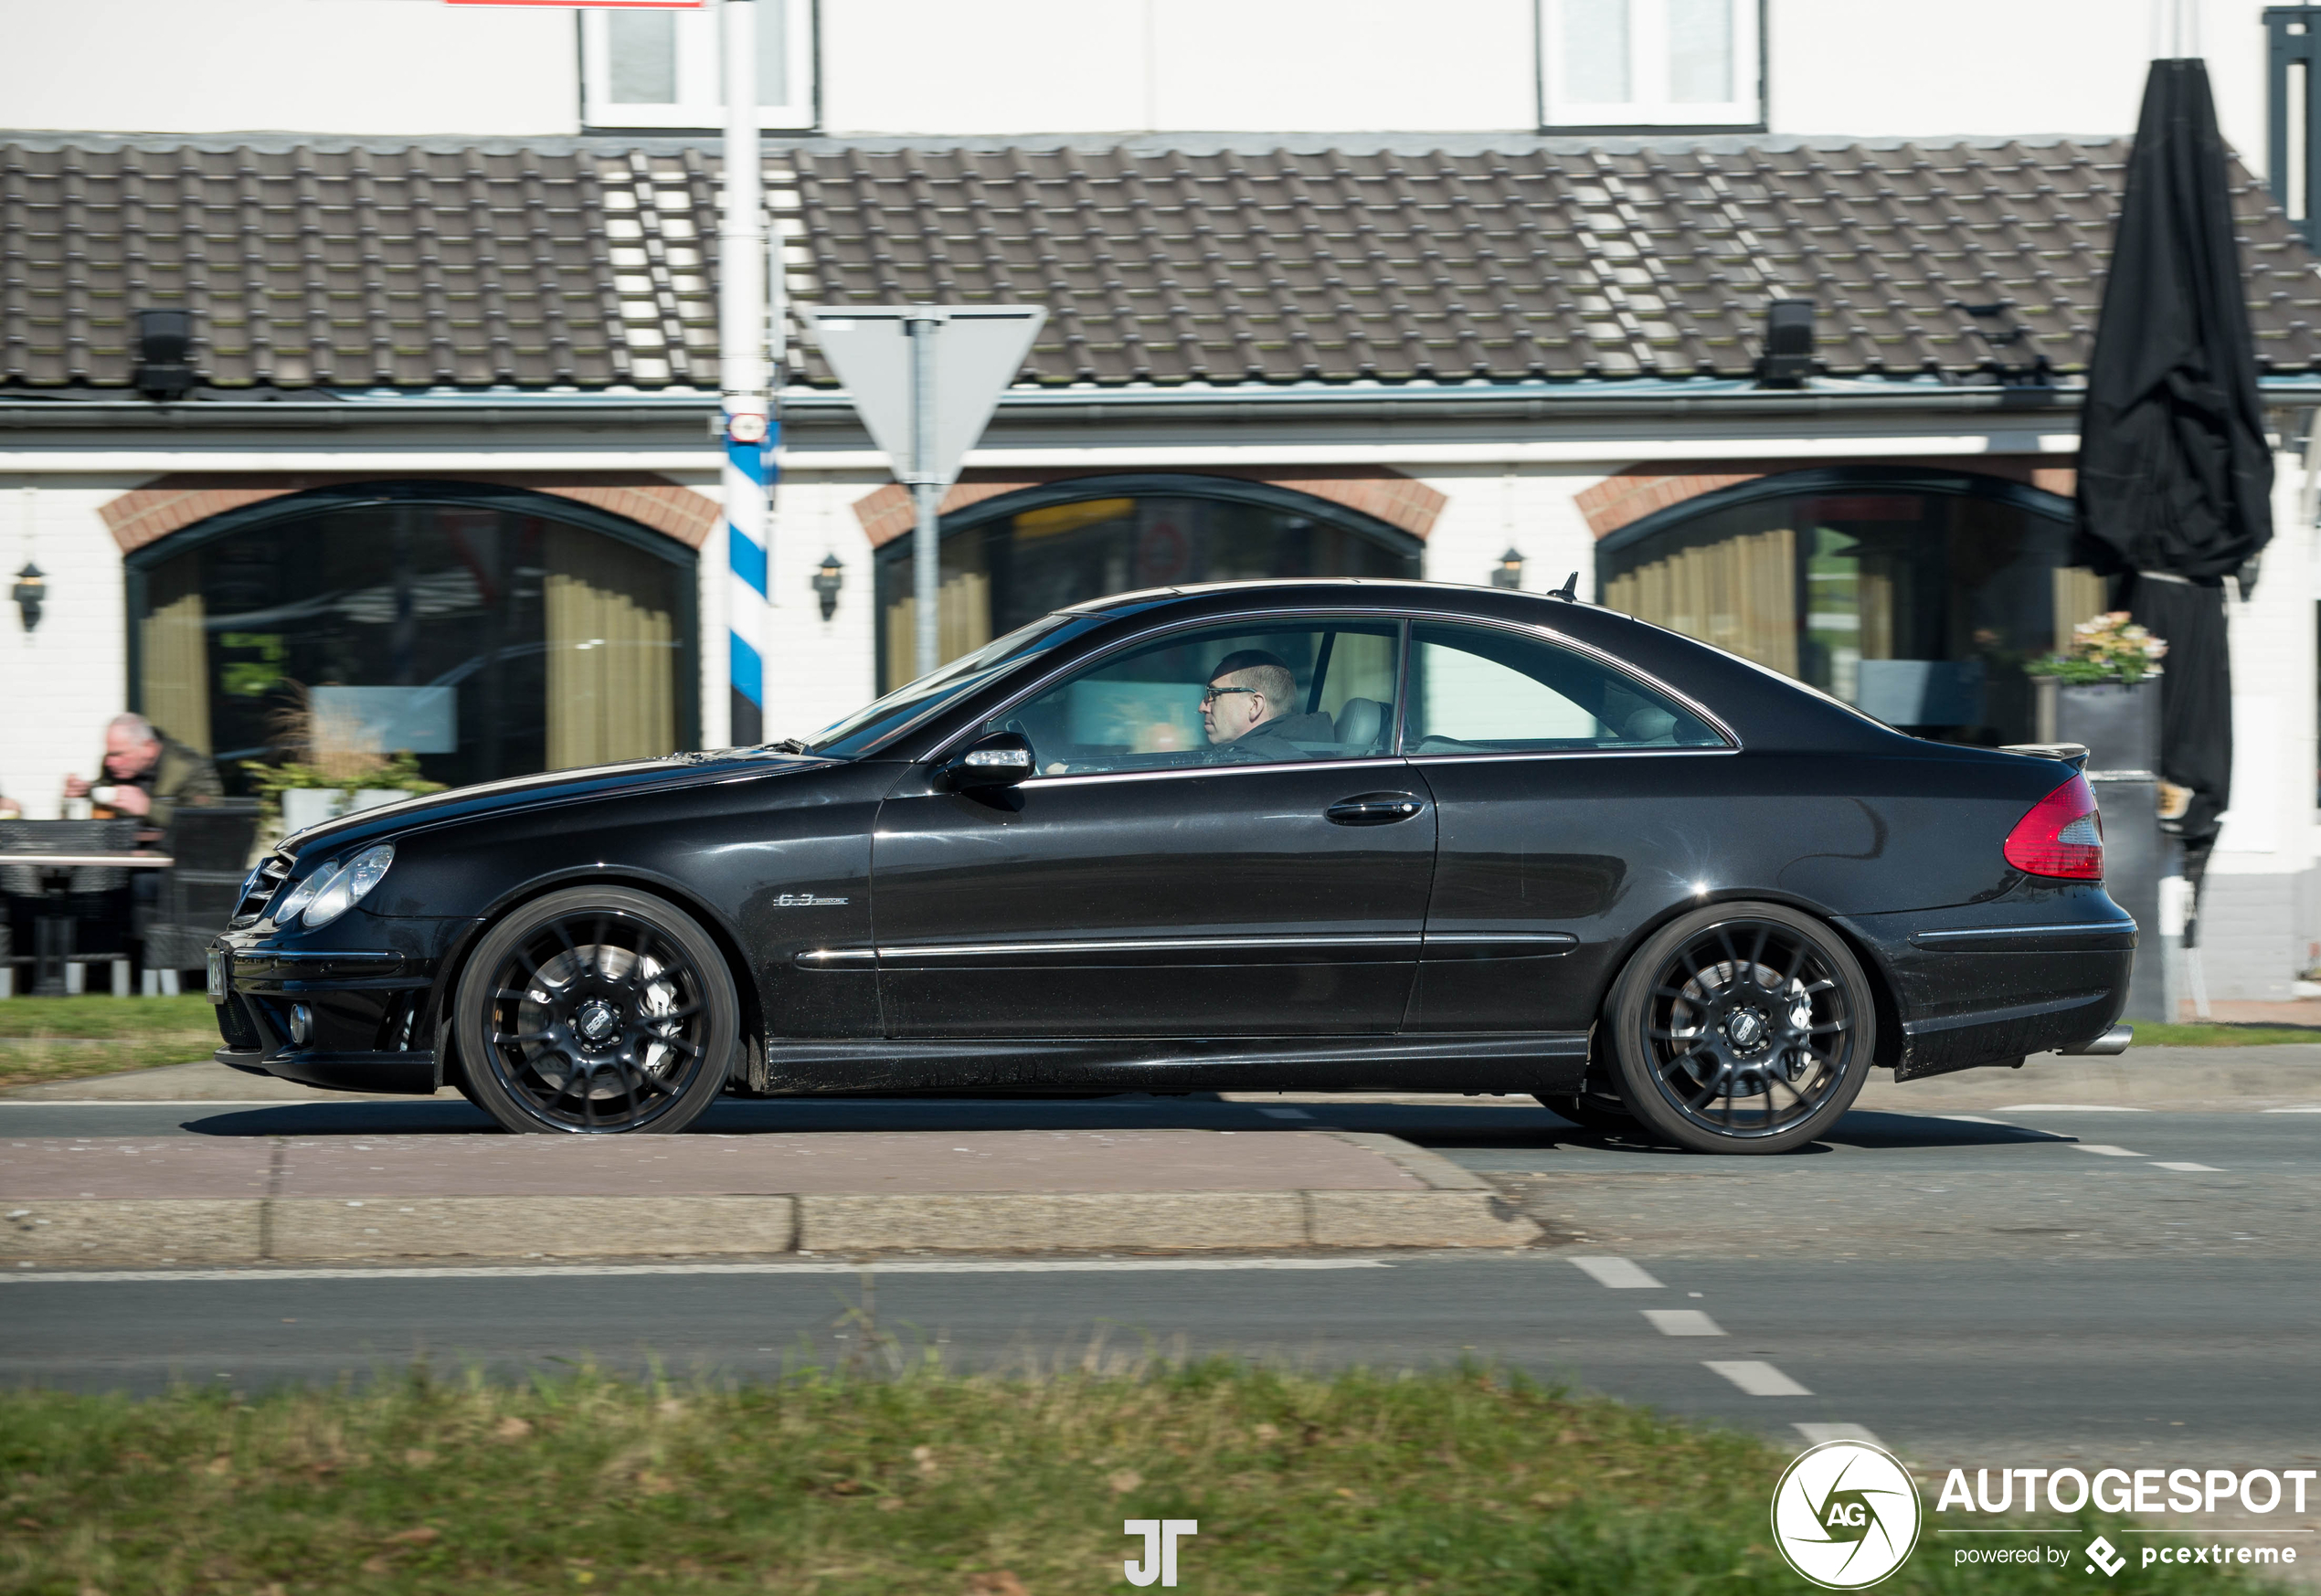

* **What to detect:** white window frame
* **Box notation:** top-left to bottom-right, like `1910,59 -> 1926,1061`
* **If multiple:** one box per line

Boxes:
580,1 -> 815,131
1538,0 -> 1764,131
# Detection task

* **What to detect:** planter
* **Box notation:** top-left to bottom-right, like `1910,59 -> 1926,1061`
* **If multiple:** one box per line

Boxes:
2034,678 -> 2160,777
278,787 -> 410,833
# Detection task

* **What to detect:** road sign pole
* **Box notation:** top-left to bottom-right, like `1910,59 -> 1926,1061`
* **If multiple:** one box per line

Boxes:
718,0 -> 768,745
800,305 -> 1046,686
908,313 -> 941,680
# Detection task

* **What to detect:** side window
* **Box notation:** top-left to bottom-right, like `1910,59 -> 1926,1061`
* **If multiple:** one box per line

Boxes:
983,619 -> 1402,777
1406,622 -> 1723,754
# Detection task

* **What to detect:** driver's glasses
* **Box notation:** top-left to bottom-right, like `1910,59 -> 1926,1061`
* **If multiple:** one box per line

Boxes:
1199,685 -> 1257,707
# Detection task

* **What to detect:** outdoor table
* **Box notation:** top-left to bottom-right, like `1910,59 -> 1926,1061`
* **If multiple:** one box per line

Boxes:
0,851 -> 175,998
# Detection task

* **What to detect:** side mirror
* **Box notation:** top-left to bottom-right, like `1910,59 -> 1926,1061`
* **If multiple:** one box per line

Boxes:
943,730 -> 1034,790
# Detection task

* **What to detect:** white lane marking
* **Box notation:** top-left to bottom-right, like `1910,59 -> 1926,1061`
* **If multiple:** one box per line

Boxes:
2153,1162 -> 2224,1173
1643,1308 -> 1724,1337
1256,1108 -> 1313,1120
1796,1423 -> 1884,1447
1993,1104 -> 2150,1113
2261,1106 -> 2321,1114
1929,1114 -> 2015,1125
1705,1360 -> 1813,1397
1570,1255 -> 1664,1289
0,1258 -> 1399,1284
2072,1145 -> 2146,1157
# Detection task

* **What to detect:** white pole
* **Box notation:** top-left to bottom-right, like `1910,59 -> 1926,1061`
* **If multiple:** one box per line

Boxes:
718,0 -> 769,744
908,312 -> 940,680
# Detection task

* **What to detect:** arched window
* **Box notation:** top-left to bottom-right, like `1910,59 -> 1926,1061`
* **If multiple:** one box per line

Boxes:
1597,468 -> 2096,746
127,482 -> 698,789
874,475 -> 1424,692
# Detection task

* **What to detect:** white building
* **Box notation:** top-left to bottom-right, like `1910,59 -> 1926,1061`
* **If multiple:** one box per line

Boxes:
3,0 -> 2318,999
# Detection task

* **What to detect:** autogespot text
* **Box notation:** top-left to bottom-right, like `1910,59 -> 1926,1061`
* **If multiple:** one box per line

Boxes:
1936,1466 -> 2311,1572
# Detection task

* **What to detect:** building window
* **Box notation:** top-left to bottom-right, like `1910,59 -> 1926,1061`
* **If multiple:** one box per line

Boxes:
128,485 -> 698,790
874,478 -> 1424,693
582,1 -> 814,131
1539,0 -> 1763,130
1597,469 -> 2095,747
2269,7 -> 2321,247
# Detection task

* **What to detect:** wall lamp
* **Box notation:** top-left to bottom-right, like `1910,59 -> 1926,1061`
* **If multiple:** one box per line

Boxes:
1489,547 -> 1525,589
811,552 -> 845,620
11,563 -> 43,631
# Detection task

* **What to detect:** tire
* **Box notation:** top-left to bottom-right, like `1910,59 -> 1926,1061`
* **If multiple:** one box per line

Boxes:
453,886 -> 739,1135
1605,902 -> 1876,1155
1535,1092 -> 1635,1132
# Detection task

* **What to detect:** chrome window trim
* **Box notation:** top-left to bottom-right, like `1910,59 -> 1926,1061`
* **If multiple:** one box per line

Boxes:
937,608 -> 1411,772
930,600 -> 1737,776
1407,746 -> 1741,767
1401,612 -> 1740,754
1017,756 -> 1413,791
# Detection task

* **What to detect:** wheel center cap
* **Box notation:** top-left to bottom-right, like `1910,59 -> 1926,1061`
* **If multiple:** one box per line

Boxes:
1724,1007 -> 1767,1051
575,999 -> 620,1045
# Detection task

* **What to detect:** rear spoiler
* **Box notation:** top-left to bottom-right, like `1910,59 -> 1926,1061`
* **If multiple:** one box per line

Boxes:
2001,743 -> 2090,771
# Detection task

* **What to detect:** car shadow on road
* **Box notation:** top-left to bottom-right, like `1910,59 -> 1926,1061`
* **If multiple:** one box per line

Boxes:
1821,1109 -> 2072,1148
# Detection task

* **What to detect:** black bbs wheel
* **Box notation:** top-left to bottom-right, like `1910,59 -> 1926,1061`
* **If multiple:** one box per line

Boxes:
1606,902 -> 1875,1155
453,886 -> 737,1135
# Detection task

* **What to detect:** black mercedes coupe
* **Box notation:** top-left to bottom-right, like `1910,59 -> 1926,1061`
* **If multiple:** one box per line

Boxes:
209,579 -> 2134,1153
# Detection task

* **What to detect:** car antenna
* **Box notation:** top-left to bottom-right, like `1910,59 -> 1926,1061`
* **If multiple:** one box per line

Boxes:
1548,571 -> 1579,601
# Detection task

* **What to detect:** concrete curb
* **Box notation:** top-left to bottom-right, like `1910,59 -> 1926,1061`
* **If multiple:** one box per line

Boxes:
2,1187 -> 1534,1263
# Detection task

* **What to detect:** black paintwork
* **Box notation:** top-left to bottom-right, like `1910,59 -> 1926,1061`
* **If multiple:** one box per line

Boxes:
210,580 -> 2133,1099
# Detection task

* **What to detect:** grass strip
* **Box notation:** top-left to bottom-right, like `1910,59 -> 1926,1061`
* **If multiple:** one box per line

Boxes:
0,996 -> 219,1093
0,1362 -> 2288,1594
2131,1023 -> 2321,1048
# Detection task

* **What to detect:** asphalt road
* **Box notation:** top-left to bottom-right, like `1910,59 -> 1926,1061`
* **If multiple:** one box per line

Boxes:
6,1090 -> 2320,1475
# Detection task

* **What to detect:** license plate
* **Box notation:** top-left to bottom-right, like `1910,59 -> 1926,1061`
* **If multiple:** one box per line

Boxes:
206,946 -> 228,1004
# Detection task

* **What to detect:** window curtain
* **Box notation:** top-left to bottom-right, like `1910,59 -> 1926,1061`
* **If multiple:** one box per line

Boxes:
1604,526 -> 1797,675
139,559 -> 212,754
544,529 -> 676,768
883,569 -> 992,688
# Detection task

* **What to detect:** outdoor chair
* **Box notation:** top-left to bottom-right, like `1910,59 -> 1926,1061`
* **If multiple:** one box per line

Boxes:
139,800 -> 261,995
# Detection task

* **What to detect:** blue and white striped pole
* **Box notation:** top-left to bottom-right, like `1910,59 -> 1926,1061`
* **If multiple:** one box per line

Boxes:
718,0 -> 769,746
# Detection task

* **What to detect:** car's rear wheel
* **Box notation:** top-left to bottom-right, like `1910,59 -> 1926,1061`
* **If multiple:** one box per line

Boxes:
453,886 -> 737,1135
1606,902 -> 1874,1155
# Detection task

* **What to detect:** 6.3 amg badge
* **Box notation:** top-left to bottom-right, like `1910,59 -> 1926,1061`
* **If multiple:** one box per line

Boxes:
1772,1440 -> 1924,1589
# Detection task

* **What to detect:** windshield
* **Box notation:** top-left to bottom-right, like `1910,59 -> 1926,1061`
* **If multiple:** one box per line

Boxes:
804,611 -> 1108,757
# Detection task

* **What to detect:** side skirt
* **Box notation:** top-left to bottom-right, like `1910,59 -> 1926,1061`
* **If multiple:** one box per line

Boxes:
754,1031 -> 1591,1095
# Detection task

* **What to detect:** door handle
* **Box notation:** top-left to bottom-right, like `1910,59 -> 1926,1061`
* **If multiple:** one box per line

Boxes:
1325,793 -> 1425,826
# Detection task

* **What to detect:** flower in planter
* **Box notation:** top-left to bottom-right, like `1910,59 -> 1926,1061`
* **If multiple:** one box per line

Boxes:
2027,611 -> 2167,686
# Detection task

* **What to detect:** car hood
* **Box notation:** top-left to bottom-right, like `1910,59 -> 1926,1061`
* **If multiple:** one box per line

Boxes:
277,748 -> 839,858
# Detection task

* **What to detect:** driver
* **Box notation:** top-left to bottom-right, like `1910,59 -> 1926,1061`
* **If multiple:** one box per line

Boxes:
1201,650 -> 1337,762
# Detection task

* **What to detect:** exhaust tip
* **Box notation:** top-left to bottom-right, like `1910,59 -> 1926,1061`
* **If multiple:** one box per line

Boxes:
2061,1023 -> 2133,1057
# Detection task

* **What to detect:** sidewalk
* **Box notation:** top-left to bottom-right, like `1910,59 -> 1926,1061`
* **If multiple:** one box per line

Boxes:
0,1126 -> 1535,1264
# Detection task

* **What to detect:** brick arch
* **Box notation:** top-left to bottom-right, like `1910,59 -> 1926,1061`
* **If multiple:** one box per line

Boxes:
101,472 -> 721,555
1575,457 -> 2079,540
849,466 -> 1447,549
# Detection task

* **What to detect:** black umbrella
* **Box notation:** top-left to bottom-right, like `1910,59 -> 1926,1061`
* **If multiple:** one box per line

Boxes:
2075,57 -> 2273,866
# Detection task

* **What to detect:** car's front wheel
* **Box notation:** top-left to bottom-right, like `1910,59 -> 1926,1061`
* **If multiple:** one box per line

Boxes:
1604,902 -> 1875,1155
452,886 -> 738,1135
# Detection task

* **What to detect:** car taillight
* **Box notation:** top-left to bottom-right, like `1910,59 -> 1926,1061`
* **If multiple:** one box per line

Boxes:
2003,773 -> 2104,880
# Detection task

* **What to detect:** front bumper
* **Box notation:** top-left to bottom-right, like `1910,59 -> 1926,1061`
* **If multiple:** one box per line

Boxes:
209,924 -> 456,1096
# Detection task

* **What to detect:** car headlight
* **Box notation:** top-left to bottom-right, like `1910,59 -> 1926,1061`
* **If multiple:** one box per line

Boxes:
287,844 -> 396,930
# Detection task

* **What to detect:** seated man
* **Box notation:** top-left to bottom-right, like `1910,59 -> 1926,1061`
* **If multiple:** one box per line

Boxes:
1201,650 -> 1338,763
64,713 -> 221,848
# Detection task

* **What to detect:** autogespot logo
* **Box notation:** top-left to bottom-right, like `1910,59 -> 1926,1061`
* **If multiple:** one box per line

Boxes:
1772,1440 -> 1925,1589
